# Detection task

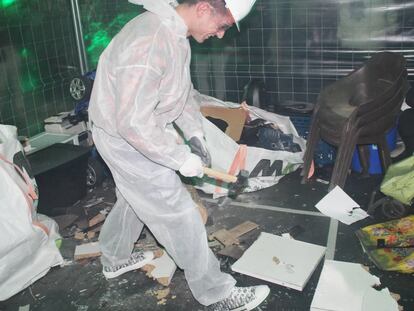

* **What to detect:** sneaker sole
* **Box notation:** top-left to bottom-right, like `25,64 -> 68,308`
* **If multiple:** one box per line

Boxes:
103,252 -> 155,279
233,286 -> 270,311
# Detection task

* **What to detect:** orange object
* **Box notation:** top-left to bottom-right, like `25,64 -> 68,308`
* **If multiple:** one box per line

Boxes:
307,160 -> 315,179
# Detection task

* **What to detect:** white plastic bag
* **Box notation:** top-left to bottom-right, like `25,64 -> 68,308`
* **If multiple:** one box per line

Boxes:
0,125 -> 63,301
196,98 -> 306,197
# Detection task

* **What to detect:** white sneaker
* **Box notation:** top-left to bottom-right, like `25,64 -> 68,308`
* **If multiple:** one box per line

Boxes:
208,285 -> 270,311
102,250 -> 154,279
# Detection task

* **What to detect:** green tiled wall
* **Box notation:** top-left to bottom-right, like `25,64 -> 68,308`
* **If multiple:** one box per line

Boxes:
190,0 -> 414,105
79,0 -> 141,69
2,0 -> 413,138
0,0 -> 140,137
0,0 -> 80,137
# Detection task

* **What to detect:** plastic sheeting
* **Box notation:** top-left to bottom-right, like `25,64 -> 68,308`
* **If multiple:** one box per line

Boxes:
0,125 -> 63,301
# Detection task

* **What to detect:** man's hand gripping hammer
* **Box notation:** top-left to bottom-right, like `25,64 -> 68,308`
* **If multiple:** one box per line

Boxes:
203,167 -> 249,207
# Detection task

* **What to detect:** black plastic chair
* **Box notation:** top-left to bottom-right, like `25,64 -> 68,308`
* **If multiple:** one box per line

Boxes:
301,52 -> 409,191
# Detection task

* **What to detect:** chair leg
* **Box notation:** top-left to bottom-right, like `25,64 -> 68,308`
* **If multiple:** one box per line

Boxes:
338,135 -> 359,188
301,114 -> 321,178
328,128 -> 359,191
357,145 -> 370,176
301,121 -> 321,183
378,135 -> 391,173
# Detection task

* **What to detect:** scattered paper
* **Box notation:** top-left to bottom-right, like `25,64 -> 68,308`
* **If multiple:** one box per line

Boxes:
310,260 -> 400,311
231,232 -> 326,291
315,186 -> 369,225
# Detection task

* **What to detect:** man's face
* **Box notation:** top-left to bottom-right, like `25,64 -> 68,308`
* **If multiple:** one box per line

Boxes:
191,4 -> 235,43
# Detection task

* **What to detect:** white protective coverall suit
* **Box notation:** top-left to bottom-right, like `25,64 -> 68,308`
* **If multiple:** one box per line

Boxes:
88,0 -> 236,306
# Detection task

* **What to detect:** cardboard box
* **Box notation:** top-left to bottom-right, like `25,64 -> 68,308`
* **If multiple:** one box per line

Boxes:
200,106 -> 246,142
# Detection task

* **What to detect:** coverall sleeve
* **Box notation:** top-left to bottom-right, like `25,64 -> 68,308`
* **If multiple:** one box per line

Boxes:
174,86 -> 205,140
191,89 -> 230,107
114,65 -> 191,171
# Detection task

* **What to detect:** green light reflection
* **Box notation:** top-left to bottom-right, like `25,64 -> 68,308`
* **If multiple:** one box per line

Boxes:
84,12 -> 138,67
1,0 -> 16,9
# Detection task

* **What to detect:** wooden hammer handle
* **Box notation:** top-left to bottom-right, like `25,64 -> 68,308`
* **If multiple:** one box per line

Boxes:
203,167 -> 238,183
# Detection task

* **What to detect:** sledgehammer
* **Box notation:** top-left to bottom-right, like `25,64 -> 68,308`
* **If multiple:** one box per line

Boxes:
203,167 -> 249,207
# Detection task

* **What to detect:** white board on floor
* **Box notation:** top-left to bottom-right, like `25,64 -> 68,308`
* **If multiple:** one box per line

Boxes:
310,260 -> 399,311
315,186 -> 368,225
231,232 -> 326,291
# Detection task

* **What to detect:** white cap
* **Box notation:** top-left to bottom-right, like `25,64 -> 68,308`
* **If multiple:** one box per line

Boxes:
224,0 -> 257,30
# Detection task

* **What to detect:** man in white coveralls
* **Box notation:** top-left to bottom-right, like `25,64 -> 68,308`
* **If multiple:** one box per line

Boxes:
88,0 -> 270,310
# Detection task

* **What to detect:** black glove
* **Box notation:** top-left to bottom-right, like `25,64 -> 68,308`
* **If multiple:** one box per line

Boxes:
189,136 -> 211,167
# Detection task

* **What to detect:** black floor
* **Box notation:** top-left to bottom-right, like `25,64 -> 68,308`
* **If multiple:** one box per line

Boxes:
1,167 -> 413,311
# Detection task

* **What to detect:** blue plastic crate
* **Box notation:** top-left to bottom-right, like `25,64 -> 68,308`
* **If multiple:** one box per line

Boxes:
351,127 -> 397,174
290,115 -> 336,167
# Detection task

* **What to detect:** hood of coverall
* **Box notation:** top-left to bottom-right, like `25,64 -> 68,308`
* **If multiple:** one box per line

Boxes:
129,0 -> 257,31
128,0 -> 188,35
128,0 -> 178,18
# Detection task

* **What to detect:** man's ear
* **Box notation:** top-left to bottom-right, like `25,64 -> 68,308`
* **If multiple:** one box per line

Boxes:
195,1 -> 212,18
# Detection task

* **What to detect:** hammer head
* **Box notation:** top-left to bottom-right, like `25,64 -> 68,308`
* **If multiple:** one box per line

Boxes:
228,169 -> 249,199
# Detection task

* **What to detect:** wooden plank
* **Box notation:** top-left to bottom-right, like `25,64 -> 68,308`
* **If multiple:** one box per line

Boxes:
74,231 -> 86,240
74,242 -> 101,260
228,221 -> 259,238
210,221 -> 259,246
209,229 -> 238,246
218,245 -> 244,259
88,213 -> 106,228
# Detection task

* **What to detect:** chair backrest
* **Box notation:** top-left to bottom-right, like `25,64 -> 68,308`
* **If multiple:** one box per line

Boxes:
357,79 -> 409,130
362,52 -> 406,84
317,51 -> 407,122
344,52 -> 405,105
356,70 -> 408,117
